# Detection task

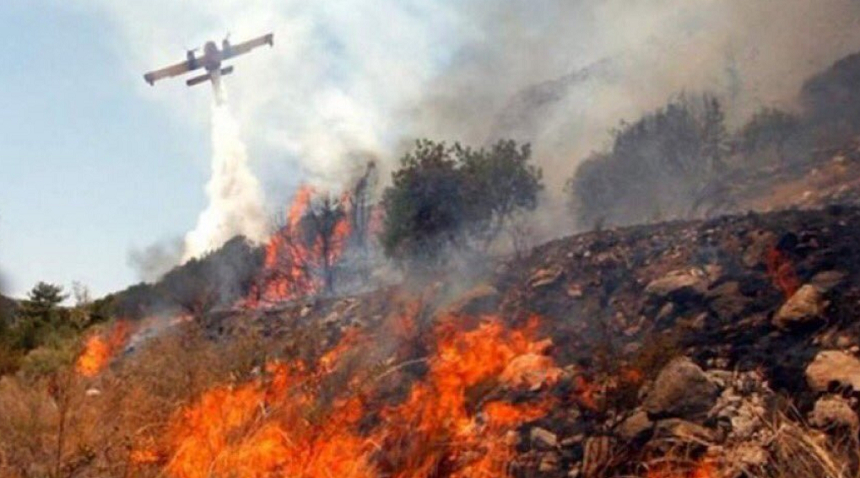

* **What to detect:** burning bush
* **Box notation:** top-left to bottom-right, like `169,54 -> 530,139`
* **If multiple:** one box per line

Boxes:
250,185 -> 353,305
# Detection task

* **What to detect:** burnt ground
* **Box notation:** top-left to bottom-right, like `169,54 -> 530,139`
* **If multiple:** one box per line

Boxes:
498,205 -> 860,401
208,204 -> 860,477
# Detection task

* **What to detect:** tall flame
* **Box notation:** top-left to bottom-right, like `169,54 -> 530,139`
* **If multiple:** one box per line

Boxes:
75,321 -> 130,377
139,313 -> 558,478
249,185 -> 353,306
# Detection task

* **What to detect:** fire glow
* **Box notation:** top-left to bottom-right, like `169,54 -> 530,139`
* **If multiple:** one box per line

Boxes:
249,185 -> 352,306
75,321 -> 130,377
135,313 -> 559,477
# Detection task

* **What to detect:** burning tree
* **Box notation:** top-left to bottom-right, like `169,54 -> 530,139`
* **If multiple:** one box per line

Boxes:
299,194 -> 348,295
252,185 -> 353,304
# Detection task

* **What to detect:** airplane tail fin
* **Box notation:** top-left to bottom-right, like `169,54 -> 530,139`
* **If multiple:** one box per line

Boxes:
186,66 -> 235,87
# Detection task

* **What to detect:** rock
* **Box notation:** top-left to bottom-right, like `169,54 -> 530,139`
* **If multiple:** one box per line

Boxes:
530,427 -> 558,450
809,270 -> 846,292
806,350 -> 860,393
705,281 -> 751,320
643,357 -> 720,420
653,419 -> 717,443
809,395 -> 860,431
644,269 -> 708,299
529,266 -> 564,289
616,410 -> 652,440
500,353 -> 562,391
773,284 -> 827,329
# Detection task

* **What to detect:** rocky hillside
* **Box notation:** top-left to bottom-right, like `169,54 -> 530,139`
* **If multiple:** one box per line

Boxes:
175,204 -> 860,478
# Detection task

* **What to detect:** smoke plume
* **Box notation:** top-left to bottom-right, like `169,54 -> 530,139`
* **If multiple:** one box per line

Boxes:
91,0 -> 860,218
127,237 -> 183,282
182,100 -> 267,261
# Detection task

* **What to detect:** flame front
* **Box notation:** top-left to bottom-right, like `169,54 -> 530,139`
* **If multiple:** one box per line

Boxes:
143,313 -> 558,478
75,321 -> 130,377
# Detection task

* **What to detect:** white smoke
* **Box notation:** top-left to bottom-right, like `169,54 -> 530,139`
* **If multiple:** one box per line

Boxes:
181,98 -> 267,261
89,0 -> 860,194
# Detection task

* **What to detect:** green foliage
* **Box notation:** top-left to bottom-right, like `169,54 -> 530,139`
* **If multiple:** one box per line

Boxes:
381,139 -> 543,270
20,282 -> 67,323
567,93 -> 729,228
459,140 -> 544,247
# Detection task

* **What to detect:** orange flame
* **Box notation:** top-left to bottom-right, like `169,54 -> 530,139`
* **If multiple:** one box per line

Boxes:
249,185 -> 353,306
375,314 -> 559,478
75,321 -> 130,377
146,313 -> 557,478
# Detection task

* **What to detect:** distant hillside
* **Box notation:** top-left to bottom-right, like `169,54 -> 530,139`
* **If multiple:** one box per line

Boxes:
107,236 -> 263,320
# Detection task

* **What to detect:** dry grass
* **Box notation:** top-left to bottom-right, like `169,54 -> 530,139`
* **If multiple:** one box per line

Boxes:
759,410 -> 859,478
0,319 -> 272,478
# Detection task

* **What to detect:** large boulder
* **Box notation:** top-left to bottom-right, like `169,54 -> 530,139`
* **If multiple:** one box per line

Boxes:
806,350 -> 860,392
643,357 -> 720,420
644,269 -> 709,300
773,284 -> 827,329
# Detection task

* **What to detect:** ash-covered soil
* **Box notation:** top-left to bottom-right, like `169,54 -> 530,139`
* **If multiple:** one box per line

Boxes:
202,205 -> 860,477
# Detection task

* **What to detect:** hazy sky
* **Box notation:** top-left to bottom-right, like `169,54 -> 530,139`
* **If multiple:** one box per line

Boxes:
0,1 -> 211,298
3,0 -> 860,299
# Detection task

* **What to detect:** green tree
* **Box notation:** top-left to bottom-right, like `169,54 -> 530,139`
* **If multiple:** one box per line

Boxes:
568,93 -> 730,228
459,140 -> 543,247
381,139 -> 543,271
13,282 -> 67,350
381,140 -> 466,269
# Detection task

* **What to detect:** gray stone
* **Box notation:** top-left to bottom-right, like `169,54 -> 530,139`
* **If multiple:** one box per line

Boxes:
529,266 -> 564,289
645,269 -> 708,298
809,270 -> 846,292
643,357 -> 720,420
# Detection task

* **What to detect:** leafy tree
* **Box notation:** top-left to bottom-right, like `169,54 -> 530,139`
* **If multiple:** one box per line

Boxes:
381,140 -> 466,269
459,140 -> 543,247
21,282 -> 66,321
736,108 -> 803,165
8,282 -> 68,351
381,139 -> 543,270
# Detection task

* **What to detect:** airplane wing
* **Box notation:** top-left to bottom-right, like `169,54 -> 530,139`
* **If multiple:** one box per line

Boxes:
222,33 -> 274,61
143,60 -> 197,86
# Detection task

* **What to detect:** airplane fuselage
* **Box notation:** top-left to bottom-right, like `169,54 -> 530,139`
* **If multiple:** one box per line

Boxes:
142,32 -> 273,100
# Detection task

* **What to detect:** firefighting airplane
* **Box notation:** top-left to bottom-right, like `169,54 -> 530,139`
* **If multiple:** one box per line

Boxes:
143,33 -> 274,100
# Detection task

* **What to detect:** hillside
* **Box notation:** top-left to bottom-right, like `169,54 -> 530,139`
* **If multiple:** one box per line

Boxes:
2,205 -> 858,477
9,40 -> 860,478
